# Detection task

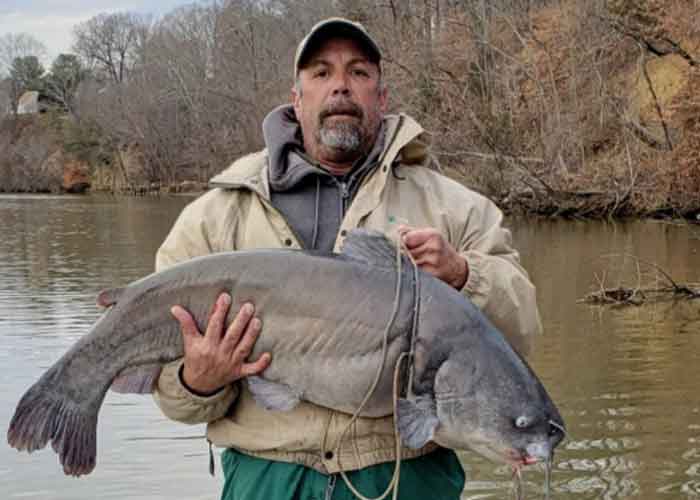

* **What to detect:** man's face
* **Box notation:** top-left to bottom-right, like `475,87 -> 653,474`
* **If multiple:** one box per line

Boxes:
292,37 -> 387,169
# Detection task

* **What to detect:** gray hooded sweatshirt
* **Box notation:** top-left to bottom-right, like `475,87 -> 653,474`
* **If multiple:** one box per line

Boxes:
263,104 -> 385,252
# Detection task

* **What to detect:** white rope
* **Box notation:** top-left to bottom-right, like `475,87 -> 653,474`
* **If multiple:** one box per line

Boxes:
333,236 -> 420,500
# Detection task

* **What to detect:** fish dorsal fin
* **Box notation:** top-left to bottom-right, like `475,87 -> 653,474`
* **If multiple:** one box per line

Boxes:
340,229 -> 400,268
96,287 -> 125,308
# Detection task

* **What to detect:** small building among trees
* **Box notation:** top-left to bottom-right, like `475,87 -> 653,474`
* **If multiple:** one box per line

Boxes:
16,91 -> 49,114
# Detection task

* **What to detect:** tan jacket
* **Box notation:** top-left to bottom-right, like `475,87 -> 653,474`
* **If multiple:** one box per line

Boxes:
153,114 -> 542,473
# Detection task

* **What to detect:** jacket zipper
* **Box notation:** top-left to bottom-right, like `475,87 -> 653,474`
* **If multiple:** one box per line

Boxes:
338,180 -> 350,216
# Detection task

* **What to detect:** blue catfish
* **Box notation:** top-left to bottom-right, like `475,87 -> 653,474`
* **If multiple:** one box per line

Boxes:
7,230 -> 564,476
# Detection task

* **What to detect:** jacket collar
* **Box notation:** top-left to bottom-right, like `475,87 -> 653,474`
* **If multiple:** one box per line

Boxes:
209,113 -> 430,197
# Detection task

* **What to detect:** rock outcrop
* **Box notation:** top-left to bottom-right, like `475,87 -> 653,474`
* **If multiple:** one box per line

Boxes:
41,150 -> 91,193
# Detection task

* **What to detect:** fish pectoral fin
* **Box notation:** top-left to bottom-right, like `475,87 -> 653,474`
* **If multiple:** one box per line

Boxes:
247,376 -> 301,411
111,364 -> 162,394
397,396 -> 439,449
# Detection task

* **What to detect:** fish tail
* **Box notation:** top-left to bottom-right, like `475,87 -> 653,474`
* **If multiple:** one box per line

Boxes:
7,381 -> 98,477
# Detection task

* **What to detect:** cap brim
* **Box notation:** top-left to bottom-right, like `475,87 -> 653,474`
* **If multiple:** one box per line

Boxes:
296,20 -> 381,72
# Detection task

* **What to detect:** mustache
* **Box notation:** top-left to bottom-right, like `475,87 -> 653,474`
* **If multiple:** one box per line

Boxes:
319,101 -> 364,121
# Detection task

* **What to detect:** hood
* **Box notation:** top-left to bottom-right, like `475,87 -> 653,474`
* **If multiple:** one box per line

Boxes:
209,110 -> 432,191
261,104 -> 310,191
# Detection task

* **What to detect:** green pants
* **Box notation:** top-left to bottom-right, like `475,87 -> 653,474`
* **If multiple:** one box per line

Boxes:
220,448 -> 465,500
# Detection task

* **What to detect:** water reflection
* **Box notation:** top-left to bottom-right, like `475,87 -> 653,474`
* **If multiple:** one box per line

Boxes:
1,194 -> 222,500
1,198 -> 699,499
464,219 -> 700,499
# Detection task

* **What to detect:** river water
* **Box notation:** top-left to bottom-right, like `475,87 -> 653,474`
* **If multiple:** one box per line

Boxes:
1,194 -> 699,499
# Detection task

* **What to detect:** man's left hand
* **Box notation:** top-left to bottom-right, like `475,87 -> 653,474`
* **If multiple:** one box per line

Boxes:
398,226 -> 469,290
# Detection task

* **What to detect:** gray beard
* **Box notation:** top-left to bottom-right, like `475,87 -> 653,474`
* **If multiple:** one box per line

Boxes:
319,122 -> 362,153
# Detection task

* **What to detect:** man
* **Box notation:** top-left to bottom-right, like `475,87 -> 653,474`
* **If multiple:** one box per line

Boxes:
154,18 -> 542,500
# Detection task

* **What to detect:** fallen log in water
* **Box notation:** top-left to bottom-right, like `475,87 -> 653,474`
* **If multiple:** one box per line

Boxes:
578,254 -> 700,306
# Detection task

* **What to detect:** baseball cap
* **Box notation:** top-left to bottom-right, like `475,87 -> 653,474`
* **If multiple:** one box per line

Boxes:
294,18 -> 381,79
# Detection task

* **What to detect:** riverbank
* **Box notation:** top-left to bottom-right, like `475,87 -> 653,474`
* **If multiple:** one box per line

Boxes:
89,180 -> 208,196
2,137 -> 700,222
1,1 -> 699,218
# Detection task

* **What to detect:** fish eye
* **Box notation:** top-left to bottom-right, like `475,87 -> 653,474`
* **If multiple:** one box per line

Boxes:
514,415 -> 532,429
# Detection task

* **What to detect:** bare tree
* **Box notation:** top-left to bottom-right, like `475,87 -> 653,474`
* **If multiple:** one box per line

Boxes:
0,33 -> 47,76
58,0 -> 700,214
73,12 -> 151,84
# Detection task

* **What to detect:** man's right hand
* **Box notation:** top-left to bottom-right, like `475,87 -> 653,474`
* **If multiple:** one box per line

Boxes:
170,293 -> 272,395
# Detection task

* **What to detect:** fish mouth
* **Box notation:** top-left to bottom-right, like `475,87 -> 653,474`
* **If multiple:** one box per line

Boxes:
506,449 -> 541,468
468,443 -> 546,470
466,441 -> 527,466
505,440 -> 553,469
463,440 -> 551,471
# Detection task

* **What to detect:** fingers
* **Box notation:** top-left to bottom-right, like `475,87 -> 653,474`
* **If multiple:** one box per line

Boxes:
224,314 -> 261,358
399,227 -> 444,261
397,226 -> 468,289
170,305 -> 199,342
205,293 -> 232,340
224,310 -> 269,382
174,295 -> 268,391
408,241 -> 440,263
239,352 -> 272,378
221,303 -> 265,362
399,226 -> 442,252
222,302 -> 255,346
